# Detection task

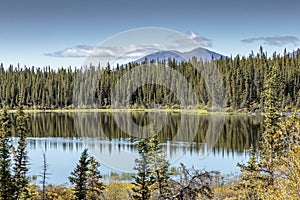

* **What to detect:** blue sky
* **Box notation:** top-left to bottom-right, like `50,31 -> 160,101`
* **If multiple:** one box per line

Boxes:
0,0 -> 300,68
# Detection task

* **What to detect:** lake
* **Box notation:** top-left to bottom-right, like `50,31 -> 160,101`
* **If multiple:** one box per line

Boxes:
10,112 -> 263,185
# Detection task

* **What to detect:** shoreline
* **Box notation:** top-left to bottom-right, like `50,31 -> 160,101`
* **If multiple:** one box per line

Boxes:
5,108 -> 261,115
5,108 -> 299,116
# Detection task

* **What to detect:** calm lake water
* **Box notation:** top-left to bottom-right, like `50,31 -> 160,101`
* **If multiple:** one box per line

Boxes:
11,112 -> 263,185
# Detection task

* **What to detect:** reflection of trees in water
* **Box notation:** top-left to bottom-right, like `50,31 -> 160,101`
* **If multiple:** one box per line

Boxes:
12,138 -> 83,152
11,112 -> 263,155
212,115 -> 263,155
10,113 -> 77,137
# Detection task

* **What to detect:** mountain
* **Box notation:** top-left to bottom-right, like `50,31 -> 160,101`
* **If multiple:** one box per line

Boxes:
289,49 -> 300,57
135,47 -> 225,63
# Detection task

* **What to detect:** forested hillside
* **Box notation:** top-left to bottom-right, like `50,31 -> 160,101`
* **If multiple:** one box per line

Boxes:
0,48 -> 299,111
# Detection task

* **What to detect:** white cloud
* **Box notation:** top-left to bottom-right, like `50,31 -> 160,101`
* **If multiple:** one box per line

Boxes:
167,31 -> 212,49
45,44 -> 164,59
186,31 -> 212,47
241,36 -> 299,46
45,45 -> 115,58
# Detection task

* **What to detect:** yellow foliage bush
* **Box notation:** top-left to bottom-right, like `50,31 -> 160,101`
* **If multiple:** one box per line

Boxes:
102,181 -> 134,200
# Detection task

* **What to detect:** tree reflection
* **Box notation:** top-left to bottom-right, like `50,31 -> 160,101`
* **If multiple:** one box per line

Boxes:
10,112 -> 263,157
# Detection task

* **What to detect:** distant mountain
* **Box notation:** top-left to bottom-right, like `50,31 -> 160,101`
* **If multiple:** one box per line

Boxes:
135,47 -> 225,63
289,49 -> 300,57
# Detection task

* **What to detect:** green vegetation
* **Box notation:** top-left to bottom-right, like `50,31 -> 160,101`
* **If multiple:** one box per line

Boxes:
0,100 -> 30,199
0,48 -> 299,112
236,64 -> 300,199
69,149 -> 105,200
132,135 -> 216,200
132,137 -> 156,200
12,102 -> 30,199
0,107 -> 14,199
132,134 -> 171,199
69,149 -> 90,199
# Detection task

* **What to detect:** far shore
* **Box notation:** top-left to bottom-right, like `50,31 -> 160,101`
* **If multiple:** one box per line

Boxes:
4,108 -> 260,115
3,107 -> 299,116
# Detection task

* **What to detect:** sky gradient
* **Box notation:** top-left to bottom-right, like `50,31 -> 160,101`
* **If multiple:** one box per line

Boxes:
1,0 -> 300,68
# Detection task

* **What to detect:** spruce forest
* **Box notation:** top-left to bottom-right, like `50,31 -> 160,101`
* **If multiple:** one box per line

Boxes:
0,48 -> 299,111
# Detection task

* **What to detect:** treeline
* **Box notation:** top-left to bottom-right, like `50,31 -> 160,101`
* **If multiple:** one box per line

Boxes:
1,48 -> 300,110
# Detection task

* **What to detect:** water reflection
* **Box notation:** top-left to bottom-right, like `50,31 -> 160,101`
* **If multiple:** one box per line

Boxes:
9,112 -> 263,183
13,112 -> 262,155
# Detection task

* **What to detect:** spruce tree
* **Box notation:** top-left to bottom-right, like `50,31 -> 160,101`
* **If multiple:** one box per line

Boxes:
148,136 -> 170,198
238,65 -> 283,198
86,156 -> 105,200
0,108 -> 14,199
69,149 -> 89,200
260,65 -> 282,180
132,133 -> 170,200
12,102 -> 29,199
132,138 -> 154,200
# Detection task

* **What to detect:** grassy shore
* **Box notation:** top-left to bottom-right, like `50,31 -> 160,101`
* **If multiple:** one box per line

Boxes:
5,107 -> 256,115
6,106 -> 298,115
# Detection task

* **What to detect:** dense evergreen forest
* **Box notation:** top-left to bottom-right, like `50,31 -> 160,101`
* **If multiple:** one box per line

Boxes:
0,48 -> 299,111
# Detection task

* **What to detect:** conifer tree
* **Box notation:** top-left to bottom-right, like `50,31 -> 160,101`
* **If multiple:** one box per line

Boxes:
69,149 -> 89,200
238,65 -> 283,198
132,138 -> 155,200
12,101 -> 30,199
260,65 -> 282,181
148,135 -> 170,198
132,133 -> 170,200
0,107 -> 14,199
86,156 -> 105,200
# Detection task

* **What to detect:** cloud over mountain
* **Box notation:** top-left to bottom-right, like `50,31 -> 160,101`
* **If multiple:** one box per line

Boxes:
186,31 -> 212,47
45,31 -> 213,59
45,45 -> 162,59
